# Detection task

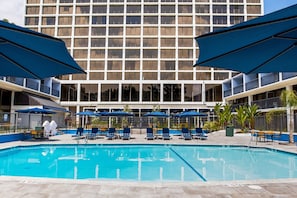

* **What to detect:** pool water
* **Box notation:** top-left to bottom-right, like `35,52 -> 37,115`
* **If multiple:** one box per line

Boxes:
0,144 -> 297,182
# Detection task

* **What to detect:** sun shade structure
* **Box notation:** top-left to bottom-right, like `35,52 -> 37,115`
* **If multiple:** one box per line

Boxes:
107,111 -> 134,117
16,107 -> 56,114
143,111 -> 170,117
174,111 -> 207,118
195,4 -> 297,74
0,20 -> 85,79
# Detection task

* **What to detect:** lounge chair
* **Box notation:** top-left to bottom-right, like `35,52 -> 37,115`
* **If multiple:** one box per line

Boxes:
162,128 -> 171,140
146,128 -> 155,140
182,128 -> 192,140
106,128 -> 116,140
87,127 -> 98,140
122,128 -> 131,140
193,128 -> 208,140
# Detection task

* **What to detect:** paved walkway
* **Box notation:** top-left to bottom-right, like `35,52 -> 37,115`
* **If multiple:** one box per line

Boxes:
1,130 -> 297,197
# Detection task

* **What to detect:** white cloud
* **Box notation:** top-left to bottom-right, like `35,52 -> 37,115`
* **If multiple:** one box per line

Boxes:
0,0 -> 25,25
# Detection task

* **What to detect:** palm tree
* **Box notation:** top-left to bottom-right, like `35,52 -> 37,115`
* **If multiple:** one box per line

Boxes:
280,90 -> 297,143
246,104 -> 259,130
235,106 -> 248,132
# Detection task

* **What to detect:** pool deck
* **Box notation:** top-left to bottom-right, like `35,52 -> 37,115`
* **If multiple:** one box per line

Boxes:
1,130 -> 297,197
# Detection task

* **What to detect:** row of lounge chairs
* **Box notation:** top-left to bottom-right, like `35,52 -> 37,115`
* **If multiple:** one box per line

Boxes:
73,127 -> 208,141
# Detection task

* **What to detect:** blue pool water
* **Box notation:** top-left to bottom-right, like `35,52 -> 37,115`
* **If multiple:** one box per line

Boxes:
0,144 -> 297,182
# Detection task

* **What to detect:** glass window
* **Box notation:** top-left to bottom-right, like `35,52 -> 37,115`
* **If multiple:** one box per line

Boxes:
109,27 -> 123,36
161,27 -> 175,35
122,84 -> 140,101
126,16 -> 141,24
28,0 -> 40,3
93,5 -> 107,13
160,61 -> 175,70
178,72 -> 193,80
109,16 -> 123,24
126,49 -> 140,58
142,84 -> 160,102
163,84 -> 181,102
195,5 -> 209,13
144,5 -> 158,13
143,27 -> 158,35
74,38 -> 88,47
42,17 -> 55,25
92,27 -> 106,36
196,16 -> 210,24
25,17 -> 39,25
60,0 -> 74,3
76,61 -> 87,70
143,72 -> 158,80
108,38 -> 123,47
179,61 -> 194,70
247,5 -> 261,14
58,16 -> 72,25
161,5 -> 175,13
43,6 -> 56,14
126,38 -> 140,47
125,72 -> 140,80
212,5 -> 227,13
144,16 -> 158,24
90,61 -> 105,70
230,16 -> 244,25
73,49 -> 88,59
178,38 -> 193,47
91,38 -> 105,47
196,72 -> 211,80
178,16 -> 192,24
143,49 -> 158,58
161,72 -> 175,80
109,5 -> 124,13
72,73 -> 87,80
80,84 -> 98,101
107,72 -> 122,80
58,27 -> 72,36
75,27 -> 89,36
61,84 -> 77,101
92,16 -> 106,24
161,49 -> 175,59
125,61 -> 140,70
26,6 -> 40,14
127,5 -> 141,13
76,6 -> 90,14
59,6 -> 73,14
161,16 -> 175,24
143,61 -> 158,70
178,5 -> 192,13
205,84 -> 222,102
101,84 -> 119,101
126,27 -> 141,35
178,49 -> 193,59
90,49 -> 105,58
89,72 -> 104,80
41,28 -> 55,36
108,61 -> 122,70
161,38 -> 175,47
184,84 -> 202,102
214,72 -> 229,80
143,38 -> 158,47
75,16 -> 89,25
196,26 -> 210,36
213,16 -> 227,24
178,27 -> 193,36
230,5 -> 244,14
108,49 -> 123,58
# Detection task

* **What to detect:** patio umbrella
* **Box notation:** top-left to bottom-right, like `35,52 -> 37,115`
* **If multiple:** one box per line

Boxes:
105,111 -> 134,129
16,107 -> 56,129
143,111 -> 169,132
75,111 -> 99,128
174,111 -> 207,129
195,4 -> 297,74
0,20 -> 85,79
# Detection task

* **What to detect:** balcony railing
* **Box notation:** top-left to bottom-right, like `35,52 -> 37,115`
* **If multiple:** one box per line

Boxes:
224,89 -> 232,97
52,89 -> 60,97
252,97 -> 281,109
261,73 -> 279,86
246,79 -> 258,91
40,84 -> 50,94
6,77 -> 24,86
233,84 -> 243,94
282,72 -> 297,80
26,79 -> 39,91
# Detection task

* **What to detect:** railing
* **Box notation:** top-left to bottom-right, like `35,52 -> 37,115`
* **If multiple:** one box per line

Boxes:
233,84 -> 243,94
282,72 -> 297,80
6,77 -> 24,86
52,89 -> 60,97
252,97 -> 281,109
26,79 -> 39,90
261,73 -> 279,86
224,89 -> 232,97
40,84 -> 51,94
246,79 -> 258,91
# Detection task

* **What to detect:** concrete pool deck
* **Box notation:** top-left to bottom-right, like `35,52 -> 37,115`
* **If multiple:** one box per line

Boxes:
1,130 -> 297,197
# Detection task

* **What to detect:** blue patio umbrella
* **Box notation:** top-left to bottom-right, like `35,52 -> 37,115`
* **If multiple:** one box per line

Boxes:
75,111 -> 99,128
195,4 -> 297,74
143,111 -> 169,118
174,111 -> 207,129
0,20 -> 85,79
16,107 -> 56,129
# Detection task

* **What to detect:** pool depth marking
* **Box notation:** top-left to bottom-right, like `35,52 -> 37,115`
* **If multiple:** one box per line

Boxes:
169,147 -> 207,182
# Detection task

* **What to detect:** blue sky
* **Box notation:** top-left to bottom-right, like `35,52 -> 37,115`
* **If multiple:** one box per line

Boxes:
264,0 -> 297,14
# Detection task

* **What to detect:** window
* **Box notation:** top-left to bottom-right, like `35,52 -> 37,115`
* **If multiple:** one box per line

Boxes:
142,84 -> 160,102
122,84 -> 139,101
163,84 -> 181,101
184,84 -> 202,102
61,84 -> 77,101
205,84 -> 222,102
101,84 -> 119,101
80,84 -> 98,101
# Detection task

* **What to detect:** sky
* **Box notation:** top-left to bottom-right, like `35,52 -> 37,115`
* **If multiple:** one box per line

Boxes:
0,0 -> 296,26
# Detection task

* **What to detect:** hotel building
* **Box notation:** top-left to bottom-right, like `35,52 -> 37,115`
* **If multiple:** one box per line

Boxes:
23,0 -> 263,127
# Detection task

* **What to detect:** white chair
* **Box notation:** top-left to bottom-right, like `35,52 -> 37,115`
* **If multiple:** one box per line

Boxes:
49,120 -> 57,136
42,120 -> 51,137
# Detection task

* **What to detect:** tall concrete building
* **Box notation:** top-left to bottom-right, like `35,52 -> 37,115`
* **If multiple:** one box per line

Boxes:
24,0 -> 262,126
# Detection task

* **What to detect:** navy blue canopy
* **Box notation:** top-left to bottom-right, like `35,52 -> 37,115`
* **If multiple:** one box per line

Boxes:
107,111 -> 134,117
16,107 -> 56,114
174,111 -> 207,118
0,20 -> 85,79
195,4 -> 297,74
75,111 -> 98,116
143,111 -> 169,117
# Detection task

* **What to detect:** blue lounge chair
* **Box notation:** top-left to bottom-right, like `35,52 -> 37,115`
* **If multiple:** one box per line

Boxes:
72,127 -> 84,137
106,128 -> 116,140
122,128 -> 131,140
87,127 -> 98,139
194,128 -> 208,140
146,128 -> 155,140
182,128 -> 192,140
162,128 -> 171,140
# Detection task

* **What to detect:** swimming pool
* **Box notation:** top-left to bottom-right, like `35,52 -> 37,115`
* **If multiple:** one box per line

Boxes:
0,144 -> 297,182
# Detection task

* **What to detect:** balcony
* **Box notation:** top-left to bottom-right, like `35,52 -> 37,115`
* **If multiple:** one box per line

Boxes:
40,84 -> 51,94
52,89 -> 60,97
246,78 -> 258,91
224,88 -> 232,97
282,72 -> 297,80
261,73 -> 279,86
252,97 -> 281,109
6,77 -> 24,86
233,84 -> 243,94
26,79 -> 39,91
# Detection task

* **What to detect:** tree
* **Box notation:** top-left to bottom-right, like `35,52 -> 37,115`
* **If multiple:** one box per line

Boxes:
246,104 -> 259,130
280,90 -> 297,143
235,106 -> 248,132
214,103 -> 233,129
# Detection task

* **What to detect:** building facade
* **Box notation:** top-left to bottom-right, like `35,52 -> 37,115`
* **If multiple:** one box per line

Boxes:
24,0 -> 262,127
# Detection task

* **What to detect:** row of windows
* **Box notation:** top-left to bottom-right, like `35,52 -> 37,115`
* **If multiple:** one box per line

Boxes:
61,83 -> 222,102
59,71 -> 229,81
26,4 -> 260,15
27,0 -> 261,4
26,15 -> 248,26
